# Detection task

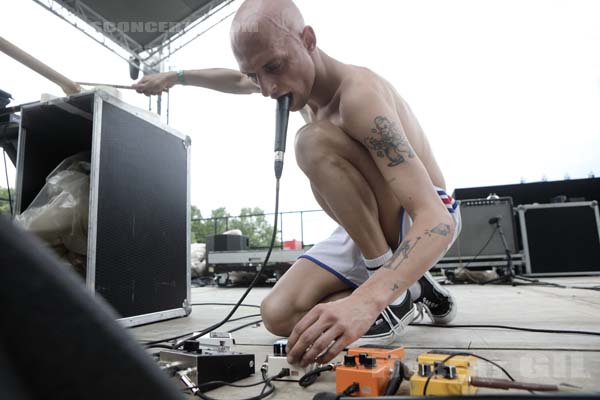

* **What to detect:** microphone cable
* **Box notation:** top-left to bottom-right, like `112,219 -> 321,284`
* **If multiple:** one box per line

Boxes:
171,94 -> 293,349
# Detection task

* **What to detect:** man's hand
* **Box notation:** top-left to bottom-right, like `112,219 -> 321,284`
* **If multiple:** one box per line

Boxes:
132,72 -> 177,96
286,295 -> 381,367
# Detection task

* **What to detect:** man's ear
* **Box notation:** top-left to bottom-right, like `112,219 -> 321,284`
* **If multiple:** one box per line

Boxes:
301,26 -> 317,52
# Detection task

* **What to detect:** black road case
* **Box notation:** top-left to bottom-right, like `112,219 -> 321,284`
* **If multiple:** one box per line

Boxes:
517,201 -> 600,276
14,90 -> 191,326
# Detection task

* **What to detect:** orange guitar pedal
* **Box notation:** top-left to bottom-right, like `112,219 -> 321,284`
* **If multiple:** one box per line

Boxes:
335,346 -> 405,397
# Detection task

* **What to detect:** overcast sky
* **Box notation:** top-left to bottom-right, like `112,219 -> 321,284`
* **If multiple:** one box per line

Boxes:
1,0 -> 599,243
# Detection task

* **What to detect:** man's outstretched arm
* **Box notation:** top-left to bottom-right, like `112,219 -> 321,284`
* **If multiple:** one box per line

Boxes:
132,68 -> 313,122
132,68 -> 260,96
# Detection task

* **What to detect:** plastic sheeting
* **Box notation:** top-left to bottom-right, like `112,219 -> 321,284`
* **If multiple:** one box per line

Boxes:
16,152 -> 91,275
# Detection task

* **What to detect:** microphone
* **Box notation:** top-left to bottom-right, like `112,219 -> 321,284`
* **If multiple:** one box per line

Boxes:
274,94 -> 292,179
488,215 -> 502,225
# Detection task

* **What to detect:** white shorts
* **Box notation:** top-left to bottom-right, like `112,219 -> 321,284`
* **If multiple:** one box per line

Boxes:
299,186 -> 462,288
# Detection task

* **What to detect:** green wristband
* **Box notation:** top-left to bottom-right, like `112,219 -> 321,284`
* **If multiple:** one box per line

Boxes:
176,70 -> 187,85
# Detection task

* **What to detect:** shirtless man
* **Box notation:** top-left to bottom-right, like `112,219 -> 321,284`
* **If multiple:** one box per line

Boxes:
134,0 -> 461,368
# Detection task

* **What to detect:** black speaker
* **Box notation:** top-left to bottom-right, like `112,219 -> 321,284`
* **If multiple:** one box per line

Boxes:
0,216 -> 184,400
206,234 -> 249,252
518,202 -> 600,275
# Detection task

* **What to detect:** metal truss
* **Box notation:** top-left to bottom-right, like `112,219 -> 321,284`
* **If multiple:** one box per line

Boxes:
145,0 -> 235,57
32,0 -> 238,75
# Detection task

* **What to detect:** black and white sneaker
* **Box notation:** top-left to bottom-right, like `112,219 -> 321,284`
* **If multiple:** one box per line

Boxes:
412,271 -> 457,324
349,294 -> 416,347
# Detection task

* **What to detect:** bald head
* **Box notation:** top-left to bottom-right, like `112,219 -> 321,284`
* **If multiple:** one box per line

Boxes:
231,0 -> 305,49
230,0 -> 317,109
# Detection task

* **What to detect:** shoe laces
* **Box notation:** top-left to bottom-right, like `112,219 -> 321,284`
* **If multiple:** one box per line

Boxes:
413,303 -> 426,323
422,302 -> 437,322
382,306 -> 407,337
416,299 -> 446,323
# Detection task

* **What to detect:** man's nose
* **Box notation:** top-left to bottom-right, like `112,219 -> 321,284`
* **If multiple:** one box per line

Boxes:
260,79 -> 278,98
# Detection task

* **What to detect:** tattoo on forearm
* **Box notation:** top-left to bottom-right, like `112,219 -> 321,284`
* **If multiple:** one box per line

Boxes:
386,222 -> 452,291
397,240 -> 413,258
364,116 -> 415,166
383,237 -> 421,272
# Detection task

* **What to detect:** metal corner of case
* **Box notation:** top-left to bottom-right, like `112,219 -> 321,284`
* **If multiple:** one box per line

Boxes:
183,299 -> 192,316
93,88 -> 114,102
92,88 -> 107,101
183,136 -> 191,149
591,200 -> 598,207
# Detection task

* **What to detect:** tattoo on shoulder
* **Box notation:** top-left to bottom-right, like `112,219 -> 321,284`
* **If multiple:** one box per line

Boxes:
425,223 -> 451,237
363,116 -> 415,167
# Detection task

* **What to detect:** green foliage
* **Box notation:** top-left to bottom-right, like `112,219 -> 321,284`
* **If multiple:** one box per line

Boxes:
190,205 -> 278,248
230,207 -> 277,248
0,187 -> 11,215
190,206 -> 213,244
210,207 -> 230,235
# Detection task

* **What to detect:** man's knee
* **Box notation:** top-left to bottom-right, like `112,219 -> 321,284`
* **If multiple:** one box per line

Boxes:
295,120 -> 346,175
260,293 -> 298,337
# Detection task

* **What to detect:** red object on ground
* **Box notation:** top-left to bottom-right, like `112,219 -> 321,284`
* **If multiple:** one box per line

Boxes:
283,240 -> 303,250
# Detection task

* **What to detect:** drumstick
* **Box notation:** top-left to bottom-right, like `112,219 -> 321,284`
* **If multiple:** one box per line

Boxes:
76,82 -> 135,90
77,82 -> 169,93
0,36 -> 81,95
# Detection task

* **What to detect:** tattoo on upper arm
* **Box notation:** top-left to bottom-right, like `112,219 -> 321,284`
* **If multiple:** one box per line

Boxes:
363,116 -> 415,166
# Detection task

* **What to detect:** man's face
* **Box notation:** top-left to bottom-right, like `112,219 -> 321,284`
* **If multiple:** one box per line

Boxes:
233,26 -> 315,111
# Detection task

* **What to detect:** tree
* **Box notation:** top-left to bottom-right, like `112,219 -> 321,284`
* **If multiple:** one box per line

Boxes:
210,207 -> 230,236
0,187 -> 12,215
230,207 -> 278,248
189,205 -> 278,248
190,206 -> 235,244
190,206 -> 213,244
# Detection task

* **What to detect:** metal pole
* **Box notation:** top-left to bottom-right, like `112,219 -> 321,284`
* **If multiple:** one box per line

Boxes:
517,206 -> 532,274
592,201 -> 600,246
166,90 -> 170,125
300,211 -> 304,248
280,212 -> 284,249
2,150 -> 13,216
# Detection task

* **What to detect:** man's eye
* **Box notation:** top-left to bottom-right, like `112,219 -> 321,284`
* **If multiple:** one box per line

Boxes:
265,63 -> 281,73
